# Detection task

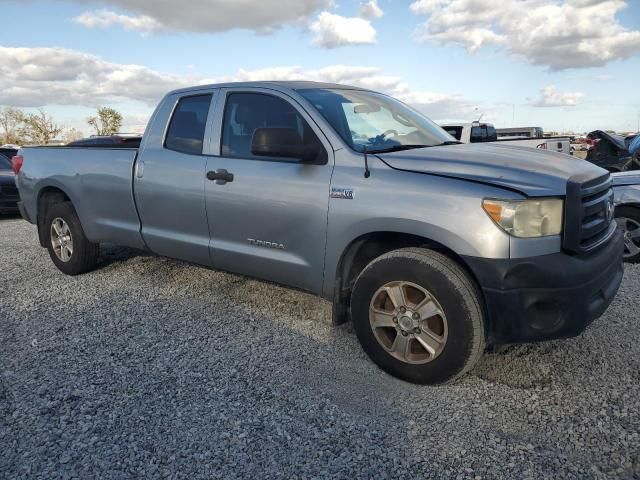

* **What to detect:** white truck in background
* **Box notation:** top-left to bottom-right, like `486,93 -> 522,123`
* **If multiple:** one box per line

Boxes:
441,122 -> 572,155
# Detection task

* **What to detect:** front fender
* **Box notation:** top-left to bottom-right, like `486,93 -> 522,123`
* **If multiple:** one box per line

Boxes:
322,161 -> 516,300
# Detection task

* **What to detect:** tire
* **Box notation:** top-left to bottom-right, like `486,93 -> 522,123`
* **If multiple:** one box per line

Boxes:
350,248 -> 485,385
615,206 -> 640,263
44,202 -> 99,275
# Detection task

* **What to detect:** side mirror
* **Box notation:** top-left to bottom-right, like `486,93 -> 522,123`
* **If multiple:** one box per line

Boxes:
251,127 -> 319,163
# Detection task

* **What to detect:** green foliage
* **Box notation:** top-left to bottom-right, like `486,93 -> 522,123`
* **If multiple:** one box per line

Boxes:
88,107 -> 123,136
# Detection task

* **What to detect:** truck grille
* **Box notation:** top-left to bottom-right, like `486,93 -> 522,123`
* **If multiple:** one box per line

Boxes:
563,173 -> 615,254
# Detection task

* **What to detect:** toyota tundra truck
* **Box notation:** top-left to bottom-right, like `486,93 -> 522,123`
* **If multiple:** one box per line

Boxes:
12,81 -> 623,384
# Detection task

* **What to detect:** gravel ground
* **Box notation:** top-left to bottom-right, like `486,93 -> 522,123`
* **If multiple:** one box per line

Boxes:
1,216 -> 639,479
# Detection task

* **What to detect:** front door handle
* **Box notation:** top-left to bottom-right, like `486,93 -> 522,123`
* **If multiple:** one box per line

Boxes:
206,169 -> 234,185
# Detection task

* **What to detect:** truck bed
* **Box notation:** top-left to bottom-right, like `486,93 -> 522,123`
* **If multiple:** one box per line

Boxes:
18,146 -> 146,249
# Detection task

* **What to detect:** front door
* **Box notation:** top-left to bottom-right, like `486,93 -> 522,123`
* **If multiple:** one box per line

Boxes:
204,88 -> 334,293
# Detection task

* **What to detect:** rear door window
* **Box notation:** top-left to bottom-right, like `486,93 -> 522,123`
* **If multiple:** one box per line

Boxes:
486,125 -> 497,141
165,94 -> 212,155
442,126 -> 462,140
470,126 -> 486,142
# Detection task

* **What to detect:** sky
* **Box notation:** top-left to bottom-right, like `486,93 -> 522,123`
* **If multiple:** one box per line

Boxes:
0,0 -> 639,136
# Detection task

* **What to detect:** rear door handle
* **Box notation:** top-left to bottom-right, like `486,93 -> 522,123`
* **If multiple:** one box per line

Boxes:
206,169 -> 234,185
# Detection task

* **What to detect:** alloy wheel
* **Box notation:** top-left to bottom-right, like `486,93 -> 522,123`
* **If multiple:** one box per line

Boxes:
369,281 -> 448,364
50,217 -> 74,262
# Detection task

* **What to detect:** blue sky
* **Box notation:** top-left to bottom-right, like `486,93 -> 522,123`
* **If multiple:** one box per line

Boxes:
1,0 -> 639,136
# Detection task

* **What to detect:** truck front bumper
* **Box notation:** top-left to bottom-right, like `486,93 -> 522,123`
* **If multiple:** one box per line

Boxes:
463,229 -> 624,346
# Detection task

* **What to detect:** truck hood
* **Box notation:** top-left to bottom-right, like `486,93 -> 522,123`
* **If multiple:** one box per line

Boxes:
376,142 -> 605,196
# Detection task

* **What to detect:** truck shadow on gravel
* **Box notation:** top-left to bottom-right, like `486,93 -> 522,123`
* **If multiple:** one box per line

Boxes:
97,244 -> 154,269
64,243 -> 633,397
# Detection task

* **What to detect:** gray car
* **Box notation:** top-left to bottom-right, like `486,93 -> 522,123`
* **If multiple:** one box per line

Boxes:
613,171 -> 640,262
14,82 -> 623,384
0,152 -> 20,214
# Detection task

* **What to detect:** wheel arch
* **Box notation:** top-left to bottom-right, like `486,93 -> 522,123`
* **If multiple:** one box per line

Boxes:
36,186 -> 73,247
329,231 -> 485,326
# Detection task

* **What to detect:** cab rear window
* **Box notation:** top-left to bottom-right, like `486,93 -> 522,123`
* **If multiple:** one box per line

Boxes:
165,94 -> 212,155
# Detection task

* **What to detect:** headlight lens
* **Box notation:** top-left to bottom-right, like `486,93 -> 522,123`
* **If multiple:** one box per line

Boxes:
482,198 -> 564,238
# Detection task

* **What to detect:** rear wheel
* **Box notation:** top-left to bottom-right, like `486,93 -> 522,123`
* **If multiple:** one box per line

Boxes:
350,248 -> 485,384
615,206 -> 640,263
44,202 -> 99,275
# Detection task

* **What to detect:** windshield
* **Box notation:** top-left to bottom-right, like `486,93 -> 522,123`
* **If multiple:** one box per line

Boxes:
299,88 -> 455,153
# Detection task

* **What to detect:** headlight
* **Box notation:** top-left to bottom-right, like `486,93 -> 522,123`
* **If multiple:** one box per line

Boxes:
482,198 -> 564,238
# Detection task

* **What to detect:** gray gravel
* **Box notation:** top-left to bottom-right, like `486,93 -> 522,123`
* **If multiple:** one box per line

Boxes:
1,216 -> 639,479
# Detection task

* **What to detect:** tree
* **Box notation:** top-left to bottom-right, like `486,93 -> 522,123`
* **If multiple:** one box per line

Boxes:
62,128 -> 85,144
0,107 -> 26,145
23,109 -> 63,145
88,107 -> 123,136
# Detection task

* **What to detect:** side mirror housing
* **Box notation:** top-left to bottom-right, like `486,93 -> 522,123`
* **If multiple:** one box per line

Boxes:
251,127 -> 322,163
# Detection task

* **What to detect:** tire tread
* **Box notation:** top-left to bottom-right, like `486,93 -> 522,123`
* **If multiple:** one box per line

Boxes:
352,247 -> 485,384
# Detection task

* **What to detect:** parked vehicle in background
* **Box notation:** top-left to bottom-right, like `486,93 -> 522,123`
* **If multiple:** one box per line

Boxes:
0,147 -> 19,159
626,134 -> 639,158
67,134 -> 142,148
441,122 -> 572,154
0,152 -> 20,214
13,81 -> 623,385
613,171 -> 640,262
496,126 -> 544,138
570,141 -> 588,154
586,130 -> 633,172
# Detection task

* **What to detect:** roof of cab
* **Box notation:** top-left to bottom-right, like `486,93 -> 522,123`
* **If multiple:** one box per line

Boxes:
166,81 -> 369,97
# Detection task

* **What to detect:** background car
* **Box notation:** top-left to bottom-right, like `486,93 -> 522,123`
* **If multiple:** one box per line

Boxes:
0,152 -> 20,214
586,130 -> 633,172
66,134 -> 142,148
613,171 -> 640,262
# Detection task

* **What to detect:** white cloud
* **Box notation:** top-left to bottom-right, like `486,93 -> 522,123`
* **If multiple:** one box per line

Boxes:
310,12 -> 377,48
531,85 -> 585,107
64,0 -> 329,33
0,46 -> 483,124
72,9 -> 162,33
223,64 -> 479,119
359,0 -> 384,19
410,0 -> 640,70
0,46 -> 192,107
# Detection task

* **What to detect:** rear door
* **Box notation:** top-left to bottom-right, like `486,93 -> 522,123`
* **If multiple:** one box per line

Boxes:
203,87 -> 334,293
134,90 -> 217,266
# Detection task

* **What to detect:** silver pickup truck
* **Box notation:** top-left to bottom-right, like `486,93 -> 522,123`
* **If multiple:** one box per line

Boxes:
13,81 -> 623,384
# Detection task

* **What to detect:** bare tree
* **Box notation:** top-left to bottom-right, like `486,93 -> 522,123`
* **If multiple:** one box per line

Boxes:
0,107 -> 26,145
88,107 -> 123,136
62,128 -> 85,144
23,109 -> 63,145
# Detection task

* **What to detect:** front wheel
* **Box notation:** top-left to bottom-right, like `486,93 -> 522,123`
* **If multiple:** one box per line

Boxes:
44,202 -> 99,275
350,248 -> 485,385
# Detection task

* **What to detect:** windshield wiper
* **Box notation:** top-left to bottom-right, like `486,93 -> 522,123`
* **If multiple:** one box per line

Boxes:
435,141 -> 463,146
366,144 -> 429,154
